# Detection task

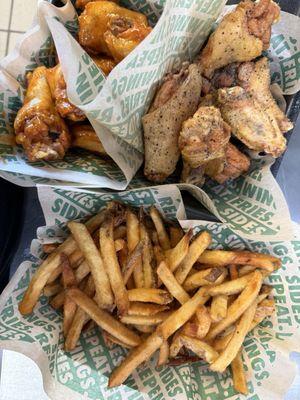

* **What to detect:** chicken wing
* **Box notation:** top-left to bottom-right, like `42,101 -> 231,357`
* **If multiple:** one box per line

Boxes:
78,1 -> 151,61
206,143 -> 250,184
199,0 -> 280,78
93,56 -> 116,76
47,64 -> 86,122
238,57 -> 293,133
179,106 -> 231,169
71,124 -> 107,156
76,0 -> 118,10
143,63 -> 202,182
217,86 -> 286,157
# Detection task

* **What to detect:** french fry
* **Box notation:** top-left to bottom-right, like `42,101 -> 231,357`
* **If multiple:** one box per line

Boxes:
100,218 -> 129,315
157,340 -> 169,366
67,288 -> 140,347
140,222 -> 155,288
231,351 -> 248,395
62,255 -> 77,337
122,242 -> 144,284
183,267 -> 228,291
113,225 -> 127,240
42,243 -> 59,254
229,265 -> 238,280
169,226 -> 184,247
128,302 -> 169,316
180,335 -> 219,363
210,295 -> 228,323
165,230 -> 193,272
153,244 -> 165,266
102,331 -> 133,349
158,287 -> 210,340
207,272 -> 255,297
198,250 -> 281,272
68,221 -> 114,310
114,238 -> 126,252
134,325 -> 155,334
149,206 -> 171,250
210,301 -> 257,372
206,271 -> 262,341
238,265 -> 257,277
157,261 -> 190,304
43,282 -> 62,297
128,288 -> 173,304
182,305 -> 211,339
50,290 -> 65,309
74,260 -> 90,282
68,249 -> 84,268
65,276 -> 95,351
170,332 -> 184,358
175,231 -> 212,284
126,210 -> 144,288
120,312 -> 171,326
109,331 -> 163,387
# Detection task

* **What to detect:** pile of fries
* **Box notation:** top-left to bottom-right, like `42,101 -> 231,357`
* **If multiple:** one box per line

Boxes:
19,201 -> 280,394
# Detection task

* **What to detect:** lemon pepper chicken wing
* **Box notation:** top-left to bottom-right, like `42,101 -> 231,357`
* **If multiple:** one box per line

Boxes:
78,1 -> 151,62
199,0 -> 280,78
217,86 -> 286,157
238,57 -> 293,133
14,66 -> 71,162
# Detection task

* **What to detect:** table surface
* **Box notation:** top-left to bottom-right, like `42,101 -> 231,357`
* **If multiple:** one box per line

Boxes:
0,1 -> 300,399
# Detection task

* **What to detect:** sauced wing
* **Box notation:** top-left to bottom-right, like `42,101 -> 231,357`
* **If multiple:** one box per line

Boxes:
217,86 -> 286,157
76,0 -> 118,10
199,0 -> 280,78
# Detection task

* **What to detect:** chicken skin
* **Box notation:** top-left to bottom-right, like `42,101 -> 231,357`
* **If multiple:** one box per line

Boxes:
14,66 -> 71,162
199,0 -> 280,78
76,0 -> 118,10
78,1 -> 151,62
217,86 -> 286,157
238,57 -> 293,133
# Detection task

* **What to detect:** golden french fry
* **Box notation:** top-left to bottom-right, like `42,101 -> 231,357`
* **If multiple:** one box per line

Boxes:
166,229 -> 193,272
213,330 -> 234,352
120,312 -> 171,326
157,261 -> 190,304
74,260 -> 90,282
149,206 -> 171,250
182,305 -> 211,339
158,287 -> 210,340
68,249 -> 84,268
180,335 -> 219,363
102,331 -> 133,349
175,231 -> 212,284
231,351 -> 248,395
210,295 -> 228,323
183,267 -> 228,291
229,265 -> 238,280
67,288 -> 140,347
114,238 -> 126,252
43,282 -> 62,297
100,218 -> 129,315
207,272 -> 255,297
206,271 -> 262,341
65,276 -> 95,351
169,226 -> 184,247
153,244 -> 165,266
169,332 -> 184,358
109,331 -> 163,387
157,340 -> 169,366
42,243 -> 59,254
126,210 -> 144,288
68,221 -> 114,310
134,325 -> 156,334
122,242 -> 144,284
62,255 -> 77,337
113,225 -> 127,240
50,290 -> 65,309
198,250 -> 280,272
210,301 -> 257,372
128,302 -> 169,316
128,288 -> 172,304
140,223 -> 155,288
238,265 -> 257,277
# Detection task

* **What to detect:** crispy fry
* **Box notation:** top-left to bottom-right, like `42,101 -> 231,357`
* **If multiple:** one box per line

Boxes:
65,276 -> 95,351
61,254 -> 77,337
169,226 -> 184,247
127,288 -> 172,305
128,302 -> 169,316
231,351 -> 248,395
180,335 -> 219,363
210,295 -> 228,323
67,288 -> 140,347
198,250 -> 280,272
166,229 -> 193,272
158,287 -> 210,340
134,324 -> 155,334
229,265 -> 239,280
238,265 -> 258,277
207,272 -> 255,297
157,340 -> 169,366
120,312 -> 171,326
183,267 -> 227,291
68,221 -> 114,310
153,244 -> 165,266
126,210 -> 144,288
74,260 -> 90,282
43,282 -> 62,297
182,305 -> 211,339
114,238 -> 126,252
42,243 -> 59,254
102,331 -> 133,349
50,290 -> 65,309
206,271 -> 262,341
109,331 -> 163,387
114,225 -> 127,240
140,222 -> 155,288
175,231 -> 212,284
122,243 -> 144,284
170,332 -> 184,357
157,261 -> 190,304
100,218 -> 129,315
210,301 -> 257,372
68,249 -> 84,268
118,241 -> 128,270
168,355 -> 201,366
149,206 -> 171,250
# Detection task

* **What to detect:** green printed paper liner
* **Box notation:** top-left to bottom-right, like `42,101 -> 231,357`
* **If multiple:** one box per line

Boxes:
0,185 -> 300,400
0,0 -> 299,241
